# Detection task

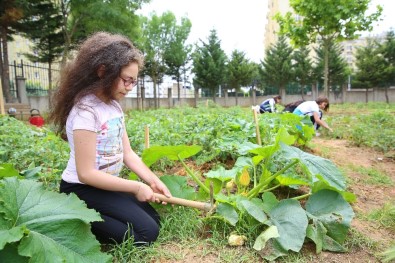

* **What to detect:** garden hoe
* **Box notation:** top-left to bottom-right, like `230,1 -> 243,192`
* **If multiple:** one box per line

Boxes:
154,193 -> 215,212
154,182 -> 216,213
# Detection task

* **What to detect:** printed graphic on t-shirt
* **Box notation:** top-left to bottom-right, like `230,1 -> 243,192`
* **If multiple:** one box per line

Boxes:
96,117 -> 124,175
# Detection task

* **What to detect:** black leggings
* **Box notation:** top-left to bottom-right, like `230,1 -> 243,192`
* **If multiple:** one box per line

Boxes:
310,111 -> 323,130
60,180 -> 160,245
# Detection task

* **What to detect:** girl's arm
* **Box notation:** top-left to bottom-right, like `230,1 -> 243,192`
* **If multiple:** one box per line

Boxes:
73,129 -> 156,202
312,112 -> 333,132
122,129 -> 172,198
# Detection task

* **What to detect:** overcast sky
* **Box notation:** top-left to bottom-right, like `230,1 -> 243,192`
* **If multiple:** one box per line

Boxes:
139,0 -> 394,63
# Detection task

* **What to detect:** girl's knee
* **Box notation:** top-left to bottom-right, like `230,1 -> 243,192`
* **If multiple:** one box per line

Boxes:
136,223 -> 160,243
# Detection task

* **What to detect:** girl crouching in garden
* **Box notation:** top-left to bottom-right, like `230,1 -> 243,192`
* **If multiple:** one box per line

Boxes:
293,97 -> 333,134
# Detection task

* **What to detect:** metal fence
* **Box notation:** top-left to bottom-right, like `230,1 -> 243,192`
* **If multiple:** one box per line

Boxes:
9,60 -> 60,99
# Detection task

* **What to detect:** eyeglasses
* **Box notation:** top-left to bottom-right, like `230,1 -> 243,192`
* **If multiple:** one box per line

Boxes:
119,76 -> 138,87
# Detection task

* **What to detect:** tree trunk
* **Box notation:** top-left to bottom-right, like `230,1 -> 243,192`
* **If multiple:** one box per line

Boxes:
1,26 -> 12,102
194,87 -> 199,107
323,40 -> 330,98
212,87 -> 216,103
235,88 -> 239,106
280,86 -> 286,101
153,77 -> 158,109
385,86 -> 389,103
177,80 -> 181,101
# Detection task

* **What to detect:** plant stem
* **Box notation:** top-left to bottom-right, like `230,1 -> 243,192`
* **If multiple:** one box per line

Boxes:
179,156 -> 210,194
263,184 -> 281,193
247,159 -> 299,199
292,193 -> 311,200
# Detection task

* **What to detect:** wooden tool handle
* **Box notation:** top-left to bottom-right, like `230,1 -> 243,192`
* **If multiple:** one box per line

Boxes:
154,193 -> 212,212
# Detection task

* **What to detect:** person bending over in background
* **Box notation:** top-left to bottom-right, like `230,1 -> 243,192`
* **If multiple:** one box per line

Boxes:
259,95 -> 282,113
293,97 -> 333,134
49,32 -> 171,245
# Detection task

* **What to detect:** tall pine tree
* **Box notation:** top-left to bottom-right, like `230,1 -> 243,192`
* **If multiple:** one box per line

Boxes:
260,35 -> 293,99
192,29 -> 227,102
293,46 -> 313,99
226,50 -> 255,105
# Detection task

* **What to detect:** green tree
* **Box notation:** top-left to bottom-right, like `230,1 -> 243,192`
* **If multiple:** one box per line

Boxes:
56,0 -> 148,65
226,50 -> 255,105
380,30 -> 395,103
140,12 -> 177,108
276,0 -> 382,97
314,42 -> 349,99
293,46 -> 313,99
192,29 -> 227,102
163,16 -> 192,101
0,0 -> 41,102
259,35 -> 293,99
354,39 -> 386,103
21,1 -> 63,94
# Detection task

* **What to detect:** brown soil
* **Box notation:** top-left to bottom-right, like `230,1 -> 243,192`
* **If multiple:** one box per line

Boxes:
158,138 -> 395,262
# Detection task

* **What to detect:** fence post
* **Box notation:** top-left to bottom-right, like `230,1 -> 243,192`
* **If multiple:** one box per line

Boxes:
16,77 -> 28,104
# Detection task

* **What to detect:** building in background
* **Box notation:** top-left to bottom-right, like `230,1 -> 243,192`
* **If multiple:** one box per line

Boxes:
339,32 -> 387,71
264,0 -> 292,51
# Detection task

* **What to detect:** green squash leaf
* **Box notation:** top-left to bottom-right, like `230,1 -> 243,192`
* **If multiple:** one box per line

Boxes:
275,127 -> 296,146
0,243 -> 29,263
204,166 -> 237,182
0,226 -> 27,249
0,178 -> 111,262
268,199 -> 308,252
313,175 -> 356,203
261,192 -> 279,214
216,203 -> 239,226
306,189 -> 354,245
160,175 -> 196,200
239,199 -> 268,223
142,145 -> 202,167
280,143 -> 346,191
237,142 -> 261,155
275,174 -> 309,186
253,225 -> 279,251
0,163 -> 20,179
306,219 -> 327,253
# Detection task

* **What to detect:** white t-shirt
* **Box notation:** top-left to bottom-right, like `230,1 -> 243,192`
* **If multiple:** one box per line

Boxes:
293,101 -> 319,116
62,94 -> 125,184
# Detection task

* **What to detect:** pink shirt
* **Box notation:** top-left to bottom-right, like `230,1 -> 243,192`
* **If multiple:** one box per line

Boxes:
62,95 -> 124,184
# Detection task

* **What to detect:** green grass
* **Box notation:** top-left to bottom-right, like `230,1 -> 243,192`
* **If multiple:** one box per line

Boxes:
108,206 -> 261,262
356,166 -> 394,186
326,103 -> 395,153
344,228 -> 379,252
366,202 -> 395,231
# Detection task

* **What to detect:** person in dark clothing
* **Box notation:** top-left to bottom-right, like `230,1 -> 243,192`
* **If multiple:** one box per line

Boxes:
259,95 -> 282,113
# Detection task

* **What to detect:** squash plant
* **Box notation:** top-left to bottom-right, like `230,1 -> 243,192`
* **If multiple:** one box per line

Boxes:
141,128 -> 355,261
0,165 -> 111,263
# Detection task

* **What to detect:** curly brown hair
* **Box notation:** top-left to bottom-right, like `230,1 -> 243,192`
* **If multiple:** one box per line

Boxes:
48,32 -> 144,139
